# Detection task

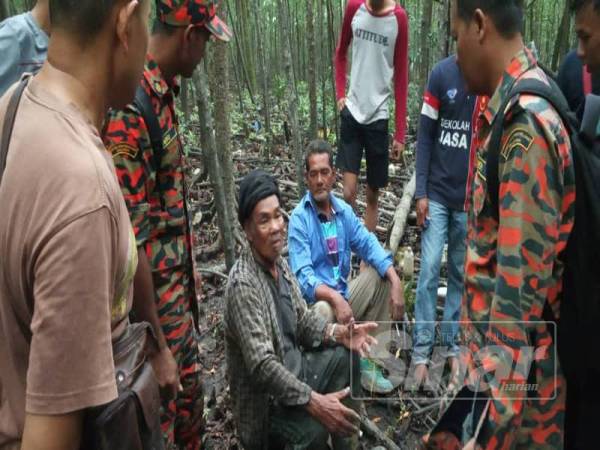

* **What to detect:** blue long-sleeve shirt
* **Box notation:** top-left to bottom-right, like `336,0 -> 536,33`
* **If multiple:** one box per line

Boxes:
415,55 -> 476,211
0,12 -> 48,97
288,192 -> 392,304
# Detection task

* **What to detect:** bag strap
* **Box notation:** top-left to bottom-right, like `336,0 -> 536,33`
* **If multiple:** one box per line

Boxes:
486,77 -> 574,220
0,77 -> 30,186
0,77 -> 34,342
132,85 -> 163,172
583,66 -> 592,97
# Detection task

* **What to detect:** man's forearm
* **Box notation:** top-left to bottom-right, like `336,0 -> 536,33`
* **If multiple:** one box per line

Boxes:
21,411 -> 84,450
385,265 -> 401,286
133,247 -> 167,349
315,284 -> 343,307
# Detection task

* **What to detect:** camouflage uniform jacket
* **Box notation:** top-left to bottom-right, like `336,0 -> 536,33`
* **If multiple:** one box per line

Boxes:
104,55 -> 199,301
462,48 -> 575,448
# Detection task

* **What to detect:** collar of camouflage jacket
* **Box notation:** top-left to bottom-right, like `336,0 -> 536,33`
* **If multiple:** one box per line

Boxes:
482,46 -> 538,127
143,53 -> 181,99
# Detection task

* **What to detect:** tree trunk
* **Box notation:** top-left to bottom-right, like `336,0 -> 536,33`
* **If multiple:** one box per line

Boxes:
0,0 -> 10,21
179,79 -> 192,123
418,0 -> 434,95
194,67 -> 236,270
439,0 -> 451,59
254,3 -> 272,156
326,0 -> 338,145
279,0 -> 305,198
307,0 -> 318,139
209,44 -> 237,230
551,0 -> 571,71
319,0 -> 328,138
208,5 -> 238,269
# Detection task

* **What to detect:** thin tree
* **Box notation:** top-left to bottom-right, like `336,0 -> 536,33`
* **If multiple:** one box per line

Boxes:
418,0 -> 434,94
307,0 -> 318,139
254,1 -> 272,156
0,0 -> 10,20
279,0 -> 305,197
209,37 -> 237,238
552,0 -> 572,71
194,66 -> 236,270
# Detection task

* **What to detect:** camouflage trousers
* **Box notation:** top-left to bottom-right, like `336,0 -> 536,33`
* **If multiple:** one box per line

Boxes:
154,266 -> 203,450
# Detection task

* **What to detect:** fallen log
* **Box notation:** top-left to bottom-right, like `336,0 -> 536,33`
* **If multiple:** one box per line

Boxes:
387,171 -> 416,255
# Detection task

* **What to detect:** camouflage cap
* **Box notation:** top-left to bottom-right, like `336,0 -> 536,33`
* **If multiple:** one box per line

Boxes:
157,0 -> 232,42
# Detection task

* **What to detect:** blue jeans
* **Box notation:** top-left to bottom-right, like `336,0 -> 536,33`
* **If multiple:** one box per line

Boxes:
412,200 -> 467,365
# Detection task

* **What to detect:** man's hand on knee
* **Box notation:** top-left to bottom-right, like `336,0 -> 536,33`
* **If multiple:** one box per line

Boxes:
316,285 -> 354,324
333,294 -> 354,324
305,388 -> 359,436
386,266 -> 405,320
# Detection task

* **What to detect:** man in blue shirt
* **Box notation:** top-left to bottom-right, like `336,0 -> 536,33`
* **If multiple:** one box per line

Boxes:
412,55 -> 476,387
288,139 -> 404,394
0,0 -> 49,96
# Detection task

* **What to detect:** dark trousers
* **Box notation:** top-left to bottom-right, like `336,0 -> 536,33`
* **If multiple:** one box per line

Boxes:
268,346 -> 361,450
564,370 -> 600,450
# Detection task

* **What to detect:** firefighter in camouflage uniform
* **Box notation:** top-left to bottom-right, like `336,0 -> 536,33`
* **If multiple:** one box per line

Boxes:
103,1 -> 231,448
427,1 -> 575,448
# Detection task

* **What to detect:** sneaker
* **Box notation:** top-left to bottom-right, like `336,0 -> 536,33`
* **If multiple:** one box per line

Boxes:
360,358 -> 394,394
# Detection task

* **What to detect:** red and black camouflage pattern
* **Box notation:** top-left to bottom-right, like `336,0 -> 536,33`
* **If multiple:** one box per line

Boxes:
158,0 -> 232,42
464,47 -> 575,449
103,54 -> 203,450
430,47 -> 575,450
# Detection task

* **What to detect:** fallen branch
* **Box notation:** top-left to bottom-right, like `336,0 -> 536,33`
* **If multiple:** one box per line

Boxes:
359,415 -> 401,450
199,265 -> 229,281
387,171 -> 416,254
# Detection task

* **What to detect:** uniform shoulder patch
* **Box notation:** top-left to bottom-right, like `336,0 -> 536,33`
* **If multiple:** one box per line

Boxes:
476,151 -> 486,181
501,127 -> 534,160
110,142 -> 139,159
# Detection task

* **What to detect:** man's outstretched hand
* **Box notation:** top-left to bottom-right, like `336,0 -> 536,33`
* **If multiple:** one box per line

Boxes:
332,292 -> 354,324
337,321 -> 378,357
306,388 -> 360,436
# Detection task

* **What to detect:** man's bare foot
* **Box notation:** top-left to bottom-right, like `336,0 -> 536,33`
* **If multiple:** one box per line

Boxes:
447,356 -> 461,392
412,363 -> 429,390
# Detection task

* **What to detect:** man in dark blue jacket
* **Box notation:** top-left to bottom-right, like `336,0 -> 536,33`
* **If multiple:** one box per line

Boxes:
557,49 -> 599,121
413,55 -> 476,386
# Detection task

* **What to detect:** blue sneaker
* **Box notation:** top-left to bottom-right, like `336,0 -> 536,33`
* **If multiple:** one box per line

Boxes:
360,358 -> 394,394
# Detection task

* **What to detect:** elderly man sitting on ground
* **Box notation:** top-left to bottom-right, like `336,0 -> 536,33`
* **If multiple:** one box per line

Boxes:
224,170 -> 377,450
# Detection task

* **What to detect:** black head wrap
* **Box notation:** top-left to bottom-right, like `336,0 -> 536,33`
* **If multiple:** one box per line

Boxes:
238,170 -> 281,225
